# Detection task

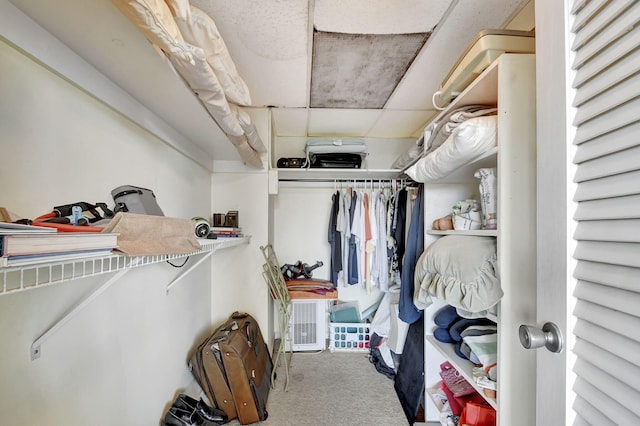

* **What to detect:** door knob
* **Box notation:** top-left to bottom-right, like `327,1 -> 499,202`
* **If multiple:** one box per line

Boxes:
519,322 -> 563,353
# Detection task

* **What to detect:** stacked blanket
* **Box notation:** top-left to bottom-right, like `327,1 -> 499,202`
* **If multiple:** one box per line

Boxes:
394,104 -> 497,181
112,0 -> 266,168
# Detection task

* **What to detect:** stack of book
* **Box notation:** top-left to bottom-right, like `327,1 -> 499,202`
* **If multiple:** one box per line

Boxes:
0,222 -> 118,267
209,226 -> 243,238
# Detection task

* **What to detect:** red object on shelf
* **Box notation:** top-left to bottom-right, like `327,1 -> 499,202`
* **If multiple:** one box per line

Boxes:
439,361 -> 487,417
459,401 -> 496,426
440,381 -> 485,416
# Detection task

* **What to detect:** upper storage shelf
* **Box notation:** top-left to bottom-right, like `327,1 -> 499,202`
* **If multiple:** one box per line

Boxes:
445,56 -> 499,108
271,136 -> 416,181
275,168 -> 404,180
0,237 -> 250,297
400,57 -> 501,185
1,1 -> 243,172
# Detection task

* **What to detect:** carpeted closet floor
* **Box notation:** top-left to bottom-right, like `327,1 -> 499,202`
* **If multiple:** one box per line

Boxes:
227,349 -> 408,426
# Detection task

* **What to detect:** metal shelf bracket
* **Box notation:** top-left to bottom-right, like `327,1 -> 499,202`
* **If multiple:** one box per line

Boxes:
165,250 -> 215,294
30,269 -> 130,360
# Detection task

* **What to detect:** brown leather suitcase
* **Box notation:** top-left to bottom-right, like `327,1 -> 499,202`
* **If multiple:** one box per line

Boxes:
189,312 -> 272,425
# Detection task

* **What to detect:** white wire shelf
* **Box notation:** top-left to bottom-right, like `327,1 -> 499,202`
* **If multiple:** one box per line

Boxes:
0,236 -> 250,297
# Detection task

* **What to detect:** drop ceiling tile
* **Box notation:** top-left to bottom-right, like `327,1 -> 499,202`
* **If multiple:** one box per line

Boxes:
310,31 -> 429,109
386,0 -> 530,110
307,109 -> 381,137
314,0 -> 451,34
191,0 -> 309,108
368,110 -> 438,138
272,108 -> 309,137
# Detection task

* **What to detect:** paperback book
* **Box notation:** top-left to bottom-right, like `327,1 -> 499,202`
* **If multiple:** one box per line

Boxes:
0,249 -> 114,267
209,227 -> 243,238
0,232 -> 118,258
0,222 -> 57,234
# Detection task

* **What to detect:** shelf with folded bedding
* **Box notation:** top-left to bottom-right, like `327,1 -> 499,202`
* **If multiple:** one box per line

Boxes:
421,54 -> 536,425
0,236 -> 250,296
427,336 -> 498,410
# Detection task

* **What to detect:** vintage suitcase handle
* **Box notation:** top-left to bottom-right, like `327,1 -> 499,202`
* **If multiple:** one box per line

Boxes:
241,321 -> 254,348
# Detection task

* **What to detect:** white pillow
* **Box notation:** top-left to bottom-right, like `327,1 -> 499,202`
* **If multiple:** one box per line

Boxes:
413,235 -> 502,314
167,1 -> 252,106
406,115 -> 497,182
229,104 -> 267,154
167,42 -> 243,137
226,134 -> 264,169
111,0 -> 192,63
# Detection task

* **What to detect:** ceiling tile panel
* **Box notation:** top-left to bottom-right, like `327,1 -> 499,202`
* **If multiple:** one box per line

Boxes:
314,0 -> 451,34
386,0 -> 531,110
368,109 -> 439,138
310,32 -> 429,109
307,109 -> 381,137
191,0 -> 310,108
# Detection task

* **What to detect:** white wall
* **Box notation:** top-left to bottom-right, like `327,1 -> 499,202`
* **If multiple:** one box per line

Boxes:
272,184 -> 386,317
0,40 -> 217,425
210,171 -> 271,336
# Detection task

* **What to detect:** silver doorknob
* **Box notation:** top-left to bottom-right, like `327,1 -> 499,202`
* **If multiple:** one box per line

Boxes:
519,322 -> 563,353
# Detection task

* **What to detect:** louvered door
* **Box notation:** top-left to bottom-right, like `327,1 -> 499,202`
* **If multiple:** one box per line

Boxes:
536,1 -> 640,424
570,0 -> 640,424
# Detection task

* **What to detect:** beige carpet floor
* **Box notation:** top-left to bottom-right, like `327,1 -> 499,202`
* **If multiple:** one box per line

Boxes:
226,349 -> 409,426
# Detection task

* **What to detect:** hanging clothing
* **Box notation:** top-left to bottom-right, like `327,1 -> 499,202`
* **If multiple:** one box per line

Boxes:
327,181 -> 410,291
399,184 -> 424,324
328,190 -> 342,288
338,189 -> 351,286
363,192 -> 374,292
392,188 -> 407,278
394,312 -> 425,424
348,191 -> 359,285
386,191 -> 399,286
374,191 -> 390,291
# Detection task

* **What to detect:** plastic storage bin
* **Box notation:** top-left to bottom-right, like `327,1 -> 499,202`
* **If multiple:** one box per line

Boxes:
329,322 -> 371,352
329,301 -> 361,323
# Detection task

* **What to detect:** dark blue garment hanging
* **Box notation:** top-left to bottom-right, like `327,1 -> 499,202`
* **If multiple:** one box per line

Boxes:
399,184 -> 424,324
394,312 -> 424,424
328,191 -> 341,287
392,189 -> 407,273
348,191 -> 359,285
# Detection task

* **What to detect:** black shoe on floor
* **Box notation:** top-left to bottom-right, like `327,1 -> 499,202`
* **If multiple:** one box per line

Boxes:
173,394 -> 228,425
163,406 -> 203,426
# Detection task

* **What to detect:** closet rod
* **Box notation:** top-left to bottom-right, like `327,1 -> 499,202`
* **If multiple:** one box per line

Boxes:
278,178 -> 400,183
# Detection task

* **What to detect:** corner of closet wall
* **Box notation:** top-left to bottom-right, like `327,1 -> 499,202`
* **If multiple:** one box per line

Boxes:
210,106 -> 272,344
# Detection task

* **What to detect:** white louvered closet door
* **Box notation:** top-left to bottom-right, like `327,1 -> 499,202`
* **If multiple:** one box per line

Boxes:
570,1 -> 640,424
